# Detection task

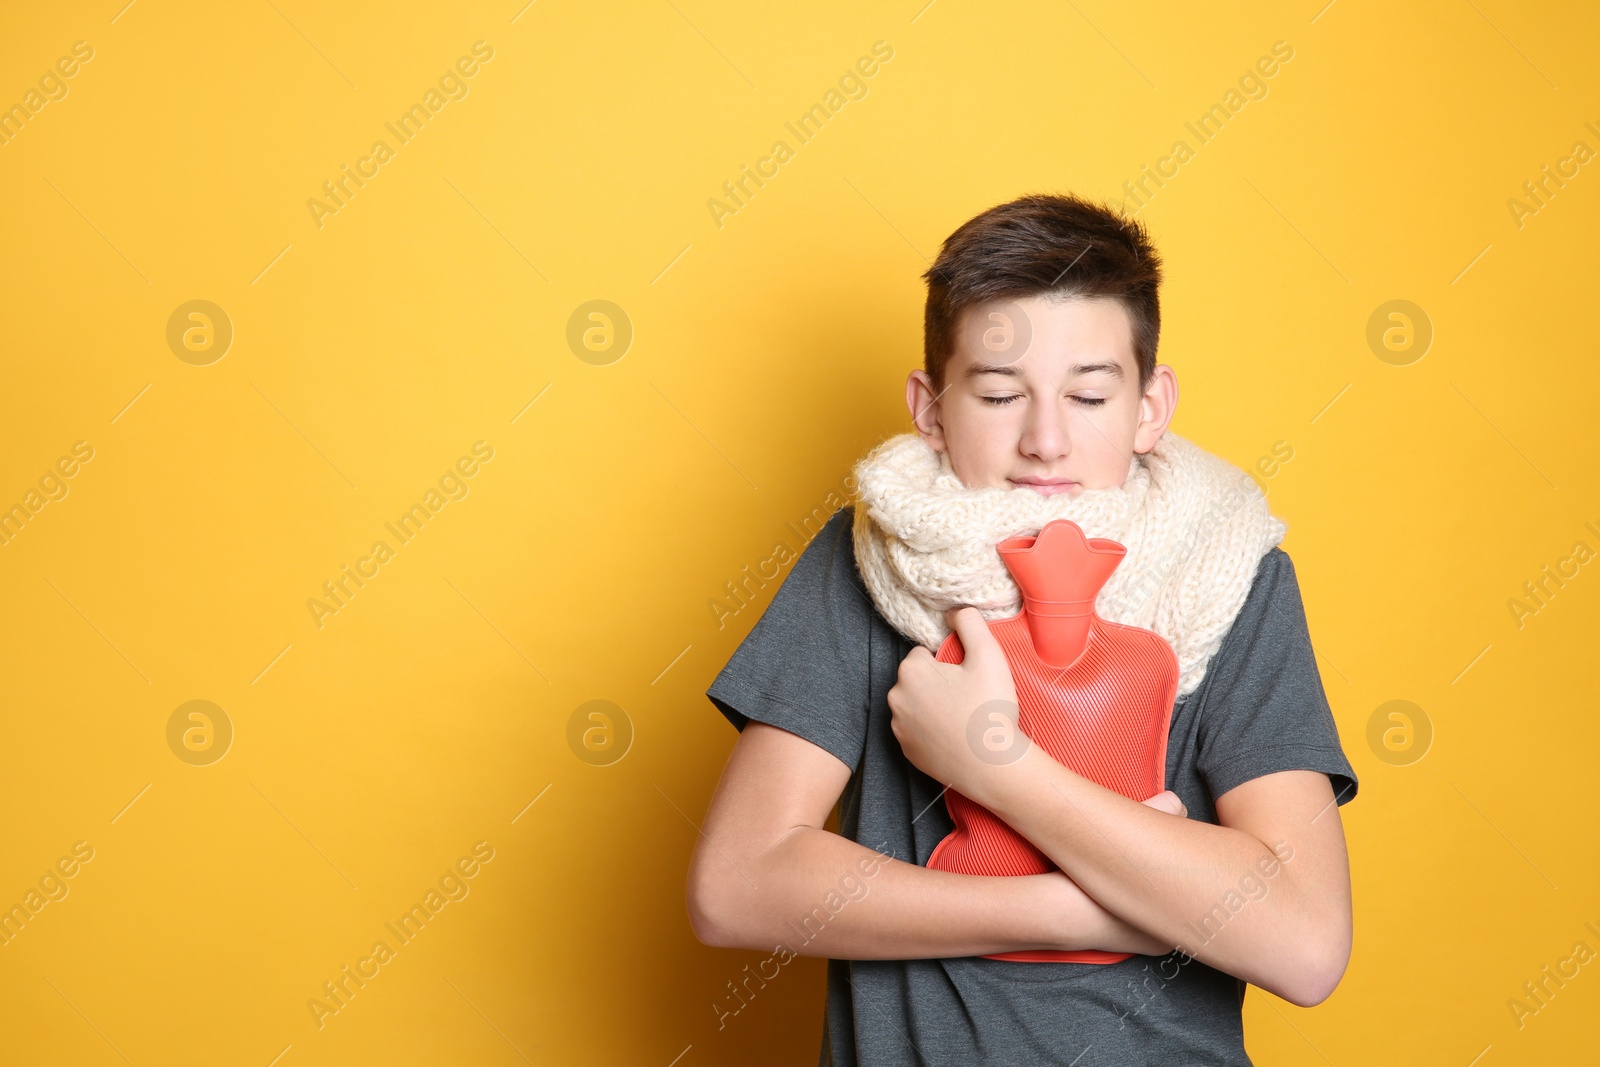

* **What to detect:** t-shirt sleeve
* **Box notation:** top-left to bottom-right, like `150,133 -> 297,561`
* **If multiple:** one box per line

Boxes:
704,506 -> 874,773
1193,547 -> 1360,808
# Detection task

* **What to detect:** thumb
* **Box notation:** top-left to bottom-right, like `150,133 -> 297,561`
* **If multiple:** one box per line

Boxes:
945,606 -> 1000,666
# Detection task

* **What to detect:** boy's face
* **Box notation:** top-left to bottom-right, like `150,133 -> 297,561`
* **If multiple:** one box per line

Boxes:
905,294 -> 1177,497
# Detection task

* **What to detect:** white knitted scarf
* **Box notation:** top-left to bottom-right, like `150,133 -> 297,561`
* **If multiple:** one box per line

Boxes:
850,431 -> 1287,700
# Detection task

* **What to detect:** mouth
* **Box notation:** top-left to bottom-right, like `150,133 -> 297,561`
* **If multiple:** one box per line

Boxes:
1010,478 -> 1078,497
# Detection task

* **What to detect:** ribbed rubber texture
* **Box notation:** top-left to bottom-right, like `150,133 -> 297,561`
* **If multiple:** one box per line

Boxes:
926,611 -> 1179,964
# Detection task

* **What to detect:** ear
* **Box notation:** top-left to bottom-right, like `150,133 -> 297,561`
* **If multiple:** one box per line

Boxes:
1133,363 -> 1179,454
905,369 -> 949,452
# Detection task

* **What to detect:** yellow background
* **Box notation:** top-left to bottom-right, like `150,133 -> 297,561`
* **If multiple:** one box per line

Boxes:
2,0 -> 1597,1063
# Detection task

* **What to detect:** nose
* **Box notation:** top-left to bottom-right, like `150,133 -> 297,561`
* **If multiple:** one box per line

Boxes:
1018,395 -> 1071,462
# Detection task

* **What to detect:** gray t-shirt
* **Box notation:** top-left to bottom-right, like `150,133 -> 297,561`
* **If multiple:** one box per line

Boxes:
705,504 -> 1359,1066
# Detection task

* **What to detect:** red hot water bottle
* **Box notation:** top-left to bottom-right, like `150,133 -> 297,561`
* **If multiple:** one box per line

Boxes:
923,518 -> 1179,964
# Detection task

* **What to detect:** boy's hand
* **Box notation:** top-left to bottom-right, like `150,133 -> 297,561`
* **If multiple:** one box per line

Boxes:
888,606 -> 1022,794
1141,789 -> 1187,818
1045,792 -> 1189,956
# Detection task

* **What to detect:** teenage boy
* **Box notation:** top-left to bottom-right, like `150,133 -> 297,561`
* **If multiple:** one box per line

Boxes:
688,193 -> 1358,1065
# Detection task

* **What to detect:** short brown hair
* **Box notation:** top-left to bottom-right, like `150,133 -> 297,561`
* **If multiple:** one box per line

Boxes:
921,193 -> 1163,393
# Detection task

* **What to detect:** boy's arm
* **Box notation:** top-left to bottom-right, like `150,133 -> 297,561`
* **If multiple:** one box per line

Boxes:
889,608 -> 1354,1005
686,721 -> 1170,959
977,758 -> 1353,1005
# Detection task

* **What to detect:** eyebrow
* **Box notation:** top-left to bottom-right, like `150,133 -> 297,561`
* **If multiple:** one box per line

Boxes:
965,360 -> 1125,381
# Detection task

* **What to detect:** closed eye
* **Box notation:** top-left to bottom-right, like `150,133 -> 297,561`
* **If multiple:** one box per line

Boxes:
980,395 -> 1108,407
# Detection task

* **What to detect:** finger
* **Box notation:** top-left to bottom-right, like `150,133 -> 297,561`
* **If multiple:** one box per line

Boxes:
945,606 -> 1000,667
899,645 -> 934,676
1139,790 -> 1183,816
